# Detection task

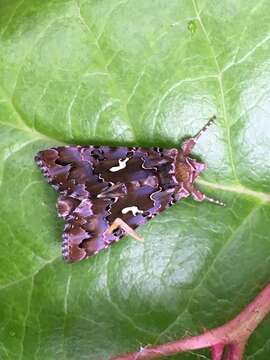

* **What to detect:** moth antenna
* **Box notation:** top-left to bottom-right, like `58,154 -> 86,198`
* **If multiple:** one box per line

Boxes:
204,195 -> 226,207
193,115 -> 216,143
190,187 -> 225,207
181,115 -> 216,155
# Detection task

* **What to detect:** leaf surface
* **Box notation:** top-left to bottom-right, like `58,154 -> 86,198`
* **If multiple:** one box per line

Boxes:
0,0 -> 269,359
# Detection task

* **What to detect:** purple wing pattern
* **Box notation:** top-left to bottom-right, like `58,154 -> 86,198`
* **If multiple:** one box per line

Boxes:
35,146 -> 176,262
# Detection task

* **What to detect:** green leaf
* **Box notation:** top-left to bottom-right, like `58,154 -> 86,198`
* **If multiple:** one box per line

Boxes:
0,0 -> 269,359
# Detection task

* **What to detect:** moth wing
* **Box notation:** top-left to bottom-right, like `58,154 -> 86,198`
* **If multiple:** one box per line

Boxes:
58,195 -> 114,262
36,146 -> 178,262
35,146 -> 103,195
92,147 -> 178,242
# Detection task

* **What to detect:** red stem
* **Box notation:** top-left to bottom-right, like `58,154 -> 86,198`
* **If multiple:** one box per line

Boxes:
212,344 -> 224,360
111,283 -> 270,360
224,342 -> 247,360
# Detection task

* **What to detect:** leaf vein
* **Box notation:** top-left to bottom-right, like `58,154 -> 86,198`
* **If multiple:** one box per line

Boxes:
192,0 -> 239,182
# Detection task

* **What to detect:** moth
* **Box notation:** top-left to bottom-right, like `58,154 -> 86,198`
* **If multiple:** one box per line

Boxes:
35,116 -> 223,263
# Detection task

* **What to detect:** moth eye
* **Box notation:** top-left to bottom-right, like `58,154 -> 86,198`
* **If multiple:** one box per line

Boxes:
126,151 -> 133,157
107,182 -> 113,187
97,178 -> 103,183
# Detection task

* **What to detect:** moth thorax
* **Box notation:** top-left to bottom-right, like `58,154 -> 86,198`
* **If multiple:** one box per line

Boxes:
175,160 -> 190,183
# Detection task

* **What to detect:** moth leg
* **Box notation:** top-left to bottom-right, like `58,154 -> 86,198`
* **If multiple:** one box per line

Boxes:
191,186 -> 225,206
107,218 -> 144,242
182,115 -> 216,156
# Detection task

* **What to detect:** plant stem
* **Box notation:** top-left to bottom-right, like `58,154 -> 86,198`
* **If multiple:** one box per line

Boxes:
111,283 -> 270,360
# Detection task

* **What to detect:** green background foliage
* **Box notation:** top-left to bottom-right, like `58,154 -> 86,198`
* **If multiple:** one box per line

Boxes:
0,0 -> 269,359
